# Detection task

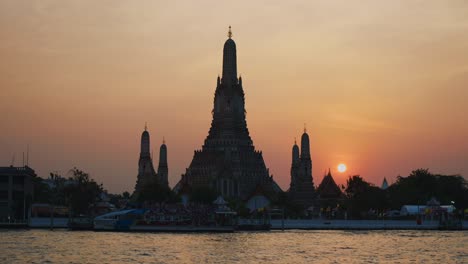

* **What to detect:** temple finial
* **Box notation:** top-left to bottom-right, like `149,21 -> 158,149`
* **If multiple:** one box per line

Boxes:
145,122 -> 147,131
228,25 -> 232,39
294,137 -> 297,144
304,123 -> 307,133
163,136 -> 165,144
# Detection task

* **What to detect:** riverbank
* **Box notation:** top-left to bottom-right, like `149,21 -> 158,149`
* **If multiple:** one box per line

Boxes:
1,229 -> 466,263
3,218 -> 467,231
270,219 -> 468,230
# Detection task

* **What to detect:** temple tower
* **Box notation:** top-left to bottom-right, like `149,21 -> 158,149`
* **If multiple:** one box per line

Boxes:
289,128 -> 315,208
289,139 -> 300,192
175,27 -> 281,199
157,138 -> 169,187
134,124 -> 158,194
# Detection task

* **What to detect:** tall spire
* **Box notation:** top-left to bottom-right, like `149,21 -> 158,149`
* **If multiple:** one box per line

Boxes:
222,26 -> 237,82
141,126 -> 150,156
206,26 -> 250,149
158,140 -> 169,186
301,128 -> 310,159
292,139 -> 300,164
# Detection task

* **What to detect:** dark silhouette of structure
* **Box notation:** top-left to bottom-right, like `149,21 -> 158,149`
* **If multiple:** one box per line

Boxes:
175,27 -> 281,199
0,166 -> 35,221
289,128 -> 315,208
158,138 -> 169,187
134,124 -> 169,195
316,169 -> 343,207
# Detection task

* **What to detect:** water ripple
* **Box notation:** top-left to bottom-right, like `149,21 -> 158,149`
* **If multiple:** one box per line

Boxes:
0,229 -> 466,263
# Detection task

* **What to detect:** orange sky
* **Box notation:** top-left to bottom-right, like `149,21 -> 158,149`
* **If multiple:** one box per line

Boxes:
1,1 -> 467,193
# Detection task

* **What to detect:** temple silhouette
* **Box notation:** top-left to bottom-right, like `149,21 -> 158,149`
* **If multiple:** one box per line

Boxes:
289,129 -> 315,208
134,124 -> 168,196
174,27 -> 281,199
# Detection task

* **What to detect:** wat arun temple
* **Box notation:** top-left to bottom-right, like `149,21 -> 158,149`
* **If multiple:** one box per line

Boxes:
174,27 -> 282,200
134,28 -> 343,210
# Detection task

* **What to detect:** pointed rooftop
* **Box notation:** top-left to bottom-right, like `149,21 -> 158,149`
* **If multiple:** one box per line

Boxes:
317,169 -> 342,199
381,177 -> 389,190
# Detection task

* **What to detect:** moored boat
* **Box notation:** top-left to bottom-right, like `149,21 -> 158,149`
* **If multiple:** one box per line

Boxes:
94,207 -> 237,232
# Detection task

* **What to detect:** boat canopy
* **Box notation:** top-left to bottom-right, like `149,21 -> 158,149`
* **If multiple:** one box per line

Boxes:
95,209 -> 141,220
400,205 -> 455,215
213,196 -> 228,205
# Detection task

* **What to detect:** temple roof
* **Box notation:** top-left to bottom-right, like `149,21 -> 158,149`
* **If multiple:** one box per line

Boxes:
317,169 -> 342,199
381,177 -> 389,190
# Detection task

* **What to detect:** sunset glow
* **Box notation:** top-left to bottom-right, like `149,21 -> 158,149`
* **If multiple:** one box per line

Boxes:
338,164 -> 347,173
0,1 -> 467,193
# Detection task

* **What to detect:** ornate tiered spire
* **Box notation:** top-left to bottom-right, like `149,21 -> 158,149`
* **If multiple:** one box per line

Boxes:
141,124 -> 150,156
205,26 -> 251,150
222,26 -> 237,82
301,127 -> 310,159
292,139 -> 300,164
175,28 -> 280,199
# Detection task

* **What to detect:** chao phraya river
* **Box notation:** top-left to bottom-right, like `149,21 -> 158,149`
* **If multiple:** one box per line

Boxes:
1,229 -> 466,263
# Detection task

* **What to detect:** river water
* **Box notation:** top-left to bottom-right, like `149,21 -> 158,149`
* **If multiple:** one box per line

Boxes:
0,230 -> 466,263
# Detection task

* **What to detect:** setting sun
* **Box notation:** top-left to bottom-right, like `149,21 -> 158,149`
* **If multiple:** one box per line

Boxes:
338,164 -> 347,173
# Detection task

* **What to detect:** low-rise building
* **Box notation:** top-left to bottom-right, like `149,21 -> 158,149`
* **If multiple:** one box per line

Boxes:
0,166 -> 35,221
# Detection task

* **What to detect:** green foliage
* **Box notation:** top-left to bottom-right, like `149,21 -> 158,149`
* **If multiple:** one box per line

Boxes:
122,191 -> 131,199
387,169 -> 468,209
30,168 -> 104,215
341,170 -> 468,219
64,168 -> 103,215
345,175 -> 388,219
136,181 -> 178,204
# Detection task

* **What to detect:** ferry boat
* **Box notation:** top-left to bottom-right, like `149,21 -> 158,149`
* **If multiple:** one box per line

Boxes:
94,207 -> 237,232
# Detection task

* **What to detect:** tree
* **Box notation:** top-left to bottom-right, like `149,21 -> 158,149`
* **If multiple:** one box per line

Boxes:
387,169 -> 468,209
64,168 -> 103,215
122,191 -> 131,200
345,175 -> 388,219
136,181 -> 176,204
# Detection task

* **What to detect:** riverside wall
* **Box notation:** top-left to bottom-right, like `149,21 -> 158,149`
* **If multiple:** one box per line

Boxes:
270,219 -> 468,230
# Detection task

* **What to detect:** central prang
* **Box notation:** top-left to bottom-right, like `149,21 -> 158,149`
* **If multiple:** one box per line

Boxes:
174,27 -> 282,201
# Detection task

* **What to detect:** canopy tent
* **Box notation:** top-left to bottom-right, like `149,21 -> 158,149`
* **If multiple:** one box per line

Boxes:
213,196 -> 227,205
400,205 -> 455,216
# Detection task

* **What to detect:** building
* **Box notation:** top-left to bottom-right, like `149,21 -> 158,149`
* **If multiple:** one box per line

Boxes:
381,177 -> 389,190
289,129 -> 315,208
316,169 -> 343,207
134,125 -> 169,195
157,139 -> 169,187
174,27 -> 281,200
0,166 -> 35,221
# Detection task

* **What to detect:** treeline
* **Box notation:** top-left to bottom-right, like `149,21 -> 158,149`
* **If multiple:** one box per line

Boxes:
341,169 -> 467,219
32,167 -> 103,216
134,168 -> 468,219
31,168 -> 468,219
